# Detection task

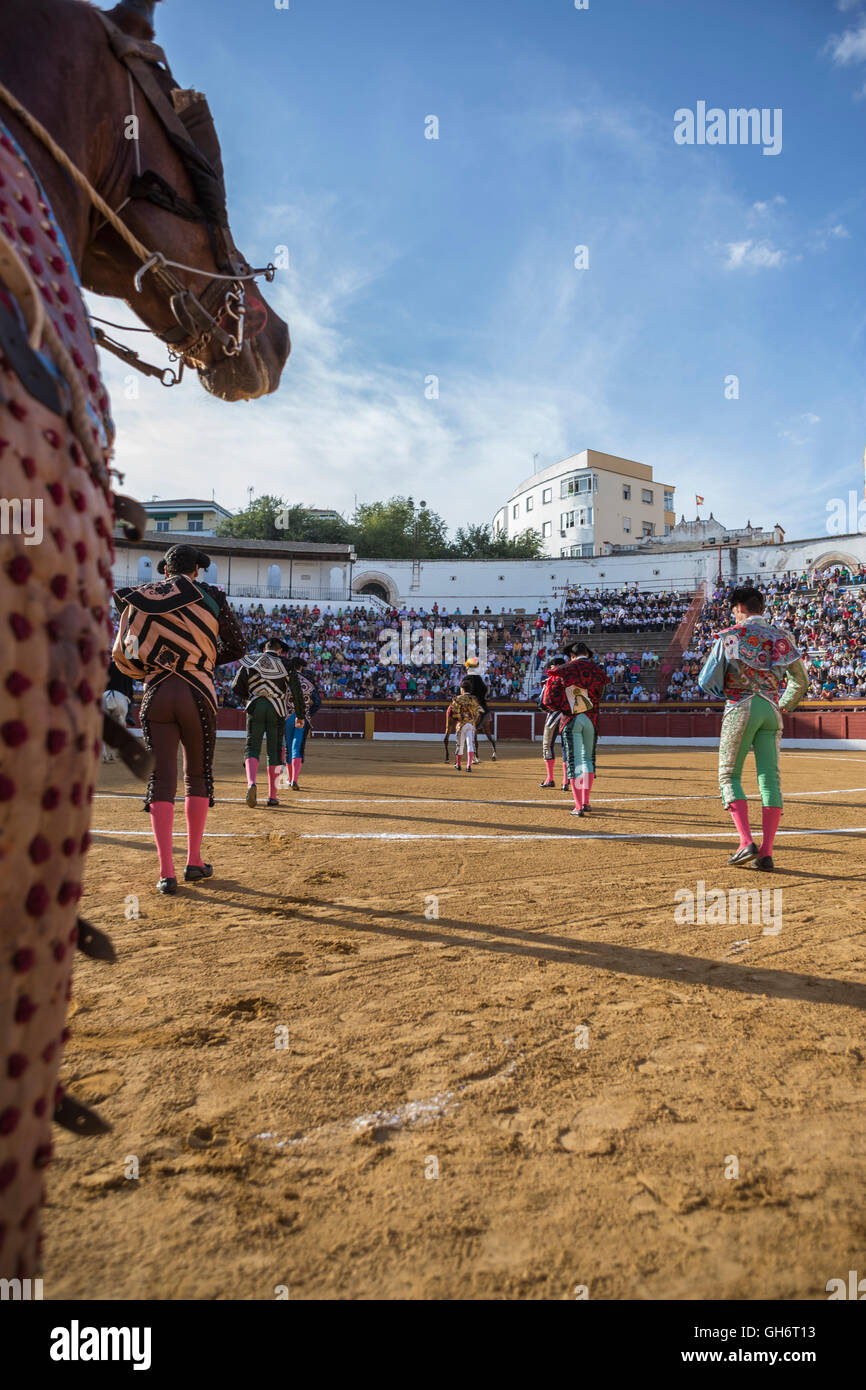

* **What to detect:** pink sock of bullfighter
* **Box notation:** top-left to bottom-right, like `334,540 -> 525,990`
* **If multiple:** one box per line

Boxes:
185,796 -> 209,868
760,807 -> 782,856
570,777 -> 582,810
291,758 -> 302,783
149,801 -> 175,879
267,765 -> 280,799
244,756 -> 258,787
544,758 -> 555,780
728,799 -> 752,848
585,772 -> 595,805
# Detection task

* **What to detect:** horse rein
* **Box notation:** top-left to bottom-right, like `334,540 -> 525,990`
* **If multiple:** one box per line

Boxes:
0,12 -> 276,385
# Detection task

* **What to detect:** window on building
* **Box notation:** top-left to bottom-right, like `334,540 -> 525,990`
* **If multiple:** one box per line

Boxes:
643,522 -> 654,537
187,512 -> 204,532
664,524 -> 671,535
542,487 -> 552,504
623,517 -> 631,533
561,474 -> 594,498
560,511 -> 575,531
526,496 -> 534,511
542,521 -> 552,538
642,489 -> 653,505
623,485 -> 631,501
664,490 -> 674,511
155,520 -> 169,532
512,503 -> 519,519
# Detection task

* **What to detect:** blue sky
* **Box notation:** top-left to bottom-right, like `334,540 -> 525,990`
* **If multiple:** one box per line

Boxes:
94,0 -> 866,541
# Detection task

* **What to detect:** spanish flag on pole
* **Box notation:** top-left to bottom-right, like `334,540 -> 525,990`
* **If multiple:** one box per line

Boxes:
696,494 -> 704,506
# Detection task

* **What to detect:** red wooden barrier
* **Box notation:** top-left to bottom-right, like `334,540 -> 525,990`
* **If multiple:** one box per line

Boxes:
205,702 -> 866,740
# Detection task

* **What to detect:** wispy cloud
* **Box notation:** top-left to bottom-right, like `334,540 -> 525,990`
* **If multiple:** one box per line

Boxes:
723,239 -> 789,271
777,412 -> 822,448
825,22 -> 866,65
808,221 -> 850,251
749,195 -> 786,219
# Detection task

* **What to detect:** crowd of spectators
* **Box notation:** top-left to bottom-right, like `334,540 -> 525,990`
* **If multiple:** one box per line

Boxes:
557,584 -> 691,635
665,566 -> 866,702
215,602 -> 544,706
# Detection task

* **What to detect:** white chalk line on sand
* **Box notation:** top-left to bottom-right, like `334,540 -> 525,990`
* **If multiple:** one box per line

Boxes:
94,787 -> 866,807
91,826 -> 866,843
254,1057 -> 522,1150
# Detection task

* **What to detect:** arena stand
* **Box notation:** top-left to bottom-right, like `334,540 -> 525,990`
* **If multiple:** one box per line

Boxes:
664,566 -> 866,702
110,566 -> 866,746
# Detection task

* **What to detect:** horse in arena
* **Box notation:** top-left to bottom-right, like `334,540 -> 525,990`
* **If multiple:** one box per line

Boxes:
0,0 -> 289,1278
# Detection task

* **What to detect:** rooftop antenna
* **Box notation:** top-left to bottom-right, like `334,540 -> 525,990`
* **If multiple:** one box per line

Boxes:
533,452 -> 540,473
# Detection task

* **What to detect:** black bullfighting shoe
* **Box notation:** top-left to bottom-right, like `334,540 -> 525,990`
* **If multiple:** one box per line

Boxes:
728,842 -> 759,866
184,863 -> 213,883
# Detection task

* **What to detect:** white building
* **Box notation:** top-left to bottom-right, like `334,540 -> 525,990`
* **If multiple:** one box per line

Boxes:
492,449 -> 676,558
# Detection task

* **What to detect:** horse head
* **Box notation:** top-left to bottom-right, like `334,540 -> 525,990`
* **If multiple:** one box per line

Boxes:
80,0 -> 289,400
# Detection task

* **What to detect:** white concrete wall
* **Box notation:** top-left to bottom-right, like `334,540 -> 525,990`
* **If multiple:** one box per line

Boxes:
353,532 -> 866,611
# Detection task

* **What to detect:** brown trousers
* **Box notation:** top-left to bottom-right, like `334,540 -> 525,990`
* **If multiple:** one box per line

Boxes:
141,676 -> 216,803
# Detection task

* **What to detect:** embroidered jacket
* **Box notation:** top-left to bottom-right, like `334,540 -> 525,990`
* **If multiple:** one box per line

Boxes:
447,693 -> 482,731
113,577 -> 246,711
698,617 -> 809,711
545,657 -> 607,731
232,652 -> 305,721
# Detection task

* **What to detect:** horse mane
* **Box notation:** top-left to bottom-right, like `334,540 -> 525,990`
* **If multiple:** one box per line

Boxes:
101,1 -> 162,41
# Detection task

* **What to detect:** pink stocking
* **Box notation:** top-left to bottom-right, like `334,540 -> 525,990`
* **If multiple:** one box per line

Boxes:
149,801 -> 175,879
245,756 -> 258,787
544,758 -> 555,779
267,765 -> 280,799
760,807 -> 782,856
291,758 -> 302,783
185,796 -> 209,868
728,799 -> 752,848
570,777 -> 582,810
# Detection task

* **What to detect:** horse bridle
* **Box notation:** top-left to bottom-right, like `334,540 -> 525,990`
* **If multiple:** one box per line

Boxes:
91,11 -> 275,383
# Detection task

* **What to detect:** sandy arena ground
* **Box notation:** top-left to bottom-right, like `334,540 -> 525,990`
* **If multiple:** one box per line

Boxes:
43,737 -> 866,1300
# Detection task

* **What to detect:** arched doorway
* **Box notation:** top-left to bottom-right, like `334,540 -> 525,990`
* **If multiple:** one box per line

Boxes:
138,555 -> 153,582
358,582 -> 387,602
267,564 -> 281,593
329,564 -> 345,597
352,570 -> 398,605
809,551 -> 861,577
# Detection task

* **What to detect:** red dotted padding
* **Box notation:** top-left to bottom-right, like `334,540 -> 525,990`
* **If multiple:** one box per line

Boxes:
0,132 -> 114,456
0,353 -> 113,1279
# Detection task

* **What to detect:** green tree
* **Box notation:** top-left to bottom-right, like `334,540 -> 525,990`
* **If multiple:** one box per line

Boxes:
216,497 -> 354,545
450,523 -> 545,559
353,496 -> 450,559
215,494 -> 286,540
